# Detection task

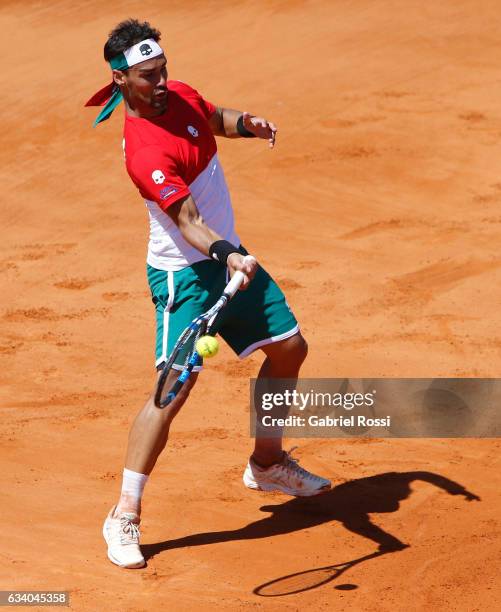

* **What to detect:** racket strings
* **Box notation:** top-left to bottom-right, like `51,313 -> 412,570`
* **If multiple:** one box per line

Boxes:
183,322 -> 207,367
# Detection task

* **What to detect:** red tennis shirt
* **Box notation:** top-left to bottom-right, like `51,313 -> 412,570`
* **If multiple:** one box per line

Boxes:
123,80 -> 239,271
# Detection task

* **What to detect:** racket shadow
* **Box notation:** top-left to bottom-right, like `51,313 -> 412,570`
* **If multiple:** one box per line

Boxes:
253,550 -> 384,597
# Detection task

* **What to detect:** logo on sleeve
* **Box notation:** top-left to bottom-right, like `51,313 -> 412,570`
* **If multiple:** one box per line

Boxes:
187,125 -> 199,138
151,170 -> 165,185
159,185 -> 178,200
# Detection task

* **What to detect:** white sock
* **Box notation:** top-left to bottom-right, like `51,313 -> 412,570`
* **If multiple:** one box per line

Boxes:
120,468 -> 149,502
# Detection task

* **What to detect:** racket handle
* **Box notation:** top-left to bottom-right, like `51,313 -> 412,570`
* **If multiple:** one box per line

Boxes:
223,255 -> 256,298
223,271 -> 245,298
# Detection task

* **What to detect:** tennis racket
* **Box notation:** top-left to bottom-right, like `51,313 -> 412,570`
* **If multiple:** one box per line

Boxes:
154,261 -> 252,408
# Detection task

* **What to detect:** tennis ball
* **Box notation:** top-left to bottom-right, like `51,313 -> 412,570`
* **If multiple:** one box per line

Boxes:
195,335 -> 219,358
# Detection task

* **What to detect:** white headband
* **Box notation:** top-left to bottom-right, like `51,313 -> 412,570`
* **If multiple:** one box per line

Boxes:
109,38 -> 164,70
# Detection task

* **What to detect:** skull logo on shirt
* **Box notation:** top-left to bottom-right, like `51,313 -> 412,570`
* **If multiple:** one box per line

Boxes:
151,170 -> 165,185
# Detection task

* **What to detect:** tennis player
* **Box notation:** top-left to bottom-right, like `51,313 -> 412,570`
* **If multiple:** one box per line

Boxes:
87,19 -> 331,569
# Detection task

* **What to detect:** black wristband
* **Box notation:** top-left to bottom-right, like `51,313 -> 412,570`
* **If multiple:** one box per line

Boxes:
236,114 -> 256,138
209,240 -> 240,265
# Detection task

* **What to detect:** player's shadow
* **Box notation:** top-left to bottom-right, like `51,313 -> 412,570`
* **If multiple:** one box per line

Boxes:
142,470 -> 479,591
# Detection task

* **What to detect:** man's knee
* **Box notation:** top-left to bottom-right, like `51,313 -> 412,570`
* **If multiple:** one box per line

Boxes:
265,333 -> 308,367
292,334 -> 308,362
282,333 -> 308,362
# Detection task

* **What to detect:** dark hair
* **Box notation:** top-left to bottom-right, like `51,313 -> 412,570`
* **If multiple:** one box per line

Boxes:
104,19 -> 161,62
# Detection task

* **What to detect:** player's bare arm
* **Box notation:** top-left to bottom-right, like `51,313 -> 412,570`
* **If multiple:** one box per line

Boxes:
209,107 -> 277,148
165,194 -> 258,286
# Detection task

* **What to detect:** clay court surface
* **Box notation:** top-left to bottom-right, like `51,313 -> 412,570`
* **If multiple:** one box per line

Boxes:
2,0 -> 501,609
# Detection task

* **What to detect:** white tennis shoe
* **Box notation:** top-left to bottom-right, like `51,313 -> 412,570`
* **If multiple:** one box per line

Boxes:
103,506 -> 145,569
243,448 -> 331,496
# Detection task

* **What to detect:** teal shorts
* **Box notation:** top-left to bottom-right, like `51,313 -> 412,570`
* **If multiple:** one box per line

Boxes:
147,252 -> 299,369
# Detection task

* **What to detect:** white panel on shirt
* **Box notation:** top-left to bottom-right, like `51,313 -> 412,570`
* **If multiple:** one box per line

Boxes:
145,153 -> 240,271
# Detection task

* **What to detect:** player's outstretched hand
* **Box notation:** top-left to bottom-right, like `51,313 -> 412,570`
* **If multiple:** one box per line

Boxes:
227,253 -> 258,289
242,111 -> 277,148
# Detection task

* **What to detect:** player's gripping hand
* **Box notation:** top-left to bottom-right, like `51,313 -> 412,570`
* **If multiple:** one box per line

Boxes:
242,112 -> 277,148
227,253 -> 258,289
